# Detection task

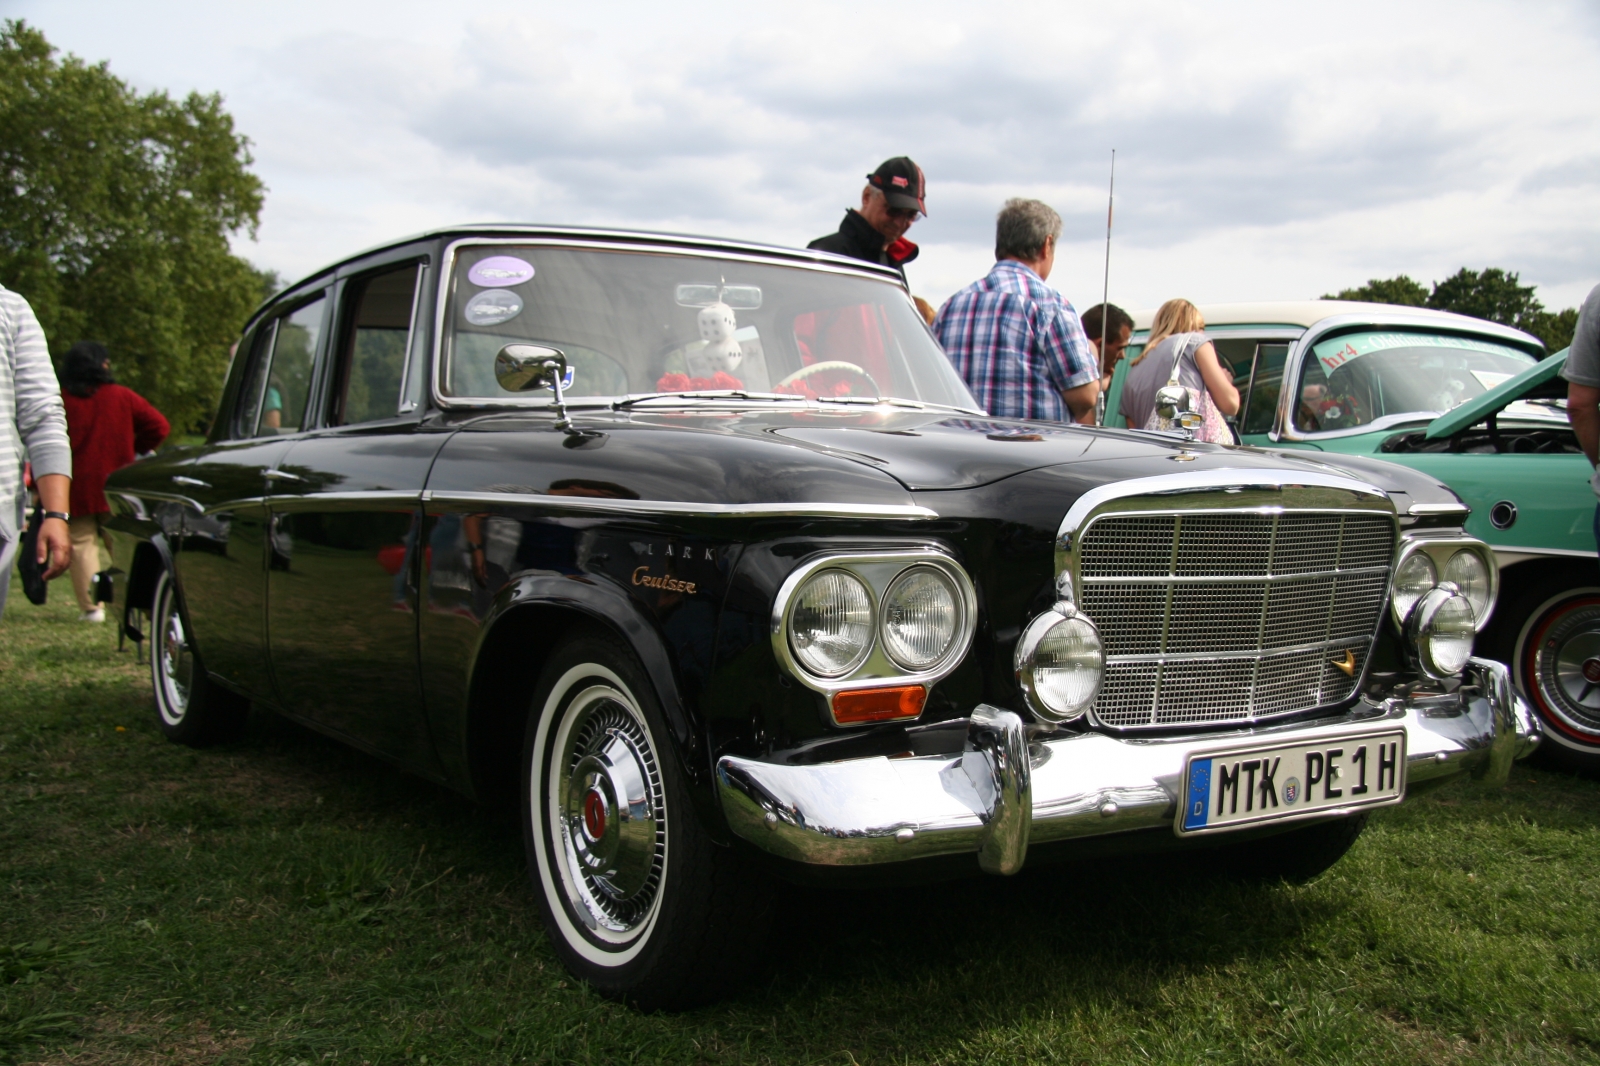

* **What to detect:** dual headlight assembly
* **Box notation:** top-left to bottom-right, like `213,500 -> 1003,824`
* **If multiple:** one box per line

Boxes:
1390,540 -> 1495,679
772,551 -> 977,726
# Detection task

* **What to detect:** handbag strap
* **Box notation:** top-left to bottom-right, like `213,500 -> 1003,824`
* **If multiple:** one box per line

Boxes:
1165,332 -> 1193,386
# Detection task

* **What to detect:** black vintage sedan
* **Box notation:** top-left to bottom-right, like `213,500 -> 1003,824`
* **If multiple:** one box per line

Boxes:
105,226 -> 1539,1008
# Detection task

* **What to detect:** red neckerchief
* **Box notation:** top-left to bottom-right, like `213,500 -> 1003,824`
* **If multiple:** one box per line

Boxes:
886,237 -> 918,264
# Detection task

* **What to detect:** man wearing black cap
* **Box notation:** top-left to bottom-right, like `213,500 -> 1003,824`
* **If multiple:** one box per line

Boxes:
808,157 -> 926,283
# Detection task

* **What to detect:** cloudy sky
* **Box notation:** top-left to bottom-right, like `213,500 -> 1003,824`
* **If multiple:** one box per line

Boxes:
12,0 -> 1600,312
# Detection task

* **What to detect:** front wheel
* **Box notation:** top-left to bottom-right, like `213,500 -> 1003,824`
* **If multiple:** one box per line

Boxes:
149,568 -> 249,747
521,629 -> 771,1009
1496,576 -> 1600,774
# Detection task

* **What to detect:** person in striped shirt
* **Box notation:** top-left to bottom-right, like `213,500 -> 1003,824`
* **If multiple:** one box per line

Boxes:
0,284 -> 72,619
932,199 -> 1099,424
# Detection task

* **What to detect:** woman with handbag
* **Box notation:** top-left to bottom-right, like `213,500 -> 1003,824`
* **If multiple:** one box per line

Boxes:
1118,298 -> 1239,443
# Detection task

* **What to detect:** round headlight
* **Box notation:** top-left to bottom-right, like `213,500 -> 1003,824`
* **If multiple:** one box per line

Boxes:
1442,549 -> 1491,628
881,566 -> 961,671
1391,551 -> 1438,626
789,570 -> 874,677
1016,611 -> 1104,723
1409,585 -> 1475,678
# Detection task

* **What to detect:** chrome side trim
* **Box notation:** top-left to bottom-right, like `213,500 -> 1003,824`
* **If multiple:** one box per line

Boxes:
425,490 -> 938,521
1056,468 -> 1389,549
716,658 -> 1535,869
1493,545 -> 1600,563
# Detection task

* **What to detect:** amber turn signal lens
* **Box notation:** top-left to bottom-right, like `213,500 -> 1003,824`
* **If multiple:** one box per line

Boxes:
831,685 -> 927,724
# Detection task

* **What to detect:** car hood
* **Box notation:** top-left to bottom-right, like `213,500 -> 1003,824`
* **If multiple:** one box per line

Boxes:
1424,348 -> 1568,440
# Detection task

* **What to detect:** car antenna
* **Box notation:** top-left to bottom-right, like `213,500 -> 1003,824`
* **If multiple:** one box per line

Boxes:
1095,148 -> 1116,426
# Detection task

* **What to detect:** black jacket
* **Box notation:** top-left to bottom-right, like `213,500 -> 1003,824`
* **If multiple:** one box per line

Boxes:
807,210 -> 919,284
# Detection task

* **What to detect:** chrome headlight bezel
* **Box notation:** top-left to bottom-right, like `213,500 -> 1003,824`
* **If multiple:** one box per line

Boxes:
771,550 -> 978,727
1390,535 -> 1497,632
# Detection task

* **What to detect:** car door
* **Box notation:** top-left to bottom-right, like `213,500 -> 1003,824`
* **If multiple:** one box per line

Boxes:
174,288 -> 330,700
264,252 -> 451,773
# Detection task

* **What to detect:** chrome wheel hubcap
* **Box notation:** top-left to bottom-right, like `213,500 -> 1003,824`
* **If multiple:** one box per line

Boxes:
156,581 -> 193,726
1534,598 -> 1600,737
549,682 -> 665,941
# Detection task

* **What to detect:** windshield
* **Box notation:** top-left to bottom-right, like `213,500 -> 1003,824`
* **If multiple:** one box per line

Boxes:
1293,331 -> 1538,433
439,244 -> 977,409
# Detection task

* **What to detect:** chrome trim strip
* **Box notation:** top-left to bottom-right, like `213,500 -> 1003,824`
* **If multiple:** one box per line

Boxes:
1274,313 -> 1546,443
1056,469 -> 1390,549
1492,545 -> 1600,561
716,659 -> 1534,868
1105,637 -> 1374,665
1081,565 -> 1391,586
425,490 -> 938,520
1408,502 -> 1470,516
768,549 -> 979,723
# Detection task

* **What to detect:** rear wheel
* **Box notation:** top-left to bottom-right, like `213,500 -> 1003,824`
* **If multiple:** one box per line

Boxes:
150,569 -> 249,747
521,629 -> 771,1010
1489,572 -> 1600,774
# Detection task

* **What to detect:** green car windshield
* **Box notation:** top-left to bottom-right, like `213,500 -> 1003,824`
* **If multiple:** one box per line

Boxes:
439,243 -> 977,410
1293,331 -> 1538,434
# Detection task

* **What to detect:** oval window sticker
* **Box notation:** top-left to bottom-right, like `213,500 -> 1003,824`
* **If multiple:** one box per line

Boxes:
468,255 -> 535,288
464,289 -> 524,326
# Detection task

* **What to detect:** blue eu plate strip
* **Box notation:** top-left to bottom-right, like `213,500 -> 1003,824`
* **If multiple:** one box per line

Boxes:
1184,758 -> 1212,831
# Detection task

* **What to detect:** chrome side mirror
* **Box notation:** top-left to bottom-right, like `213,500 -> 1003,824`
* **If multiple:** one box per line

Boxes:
495,344 -> 575,430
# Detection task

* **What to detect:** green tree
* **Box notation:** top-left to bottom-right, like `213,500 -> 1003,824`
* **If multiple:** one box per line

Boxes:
0,20 -> 266,433
1322,267 -> 1578,353
1322,275 -> 1429,306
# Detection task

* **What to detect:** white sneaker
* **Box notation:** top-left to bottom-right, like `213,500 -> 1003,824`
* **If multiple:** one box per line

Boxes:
79,608 -> 105,623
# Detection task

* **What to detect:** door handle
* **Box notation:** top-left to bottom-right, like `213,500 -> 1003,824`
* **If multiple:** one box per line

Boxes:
263,468 -> 307,483
170,475 -> 211,488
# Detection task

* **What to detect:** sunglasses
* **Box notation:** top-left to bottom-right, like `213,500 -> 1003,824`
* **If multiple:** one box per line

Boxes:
887,207 -> 919,221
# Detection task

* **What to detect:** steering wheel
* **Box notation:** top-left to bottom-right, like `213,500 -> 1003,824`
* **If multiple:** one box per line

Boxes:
774,360 -> 880,399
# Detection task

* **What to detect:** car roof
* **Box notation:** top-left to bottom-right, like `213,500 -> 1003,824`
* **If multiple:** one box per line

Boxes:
1129,299 -> 1538,338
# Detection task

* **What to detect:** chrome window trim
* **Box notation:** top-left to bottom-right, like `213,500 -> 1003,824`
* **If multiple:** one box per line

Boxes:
423,490 -> 938,521
429,236 -> 923,412
1055,468 -> 1389,552
1393,532 -> 1499,631
769,549 -> 978,726
1271,313 -> 1546,442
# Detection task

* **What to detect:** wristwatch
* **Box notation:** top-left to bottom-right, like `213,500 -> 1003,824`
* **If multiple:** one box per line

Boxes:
42,510 -> 70,522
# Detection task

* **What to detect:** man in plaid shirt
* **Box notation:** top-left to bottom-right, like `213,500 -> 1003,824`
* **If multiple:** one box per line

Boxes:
933,199 -> 1100,423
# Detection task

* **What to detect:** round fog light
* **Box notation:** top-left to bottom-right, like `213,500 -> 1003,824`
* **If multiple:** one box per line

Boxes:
1409,584 -> 1476,678
1016,610 -> 1104,722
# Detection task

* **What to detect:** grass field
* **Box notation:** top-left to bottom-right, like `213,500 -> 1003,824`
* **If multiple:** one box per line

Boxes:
2,579 -> 1598,1065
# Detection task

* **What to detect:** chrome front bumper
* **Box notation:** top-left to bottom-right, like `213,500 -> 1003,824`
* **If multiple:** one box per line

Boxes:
717,658 -> 1540,874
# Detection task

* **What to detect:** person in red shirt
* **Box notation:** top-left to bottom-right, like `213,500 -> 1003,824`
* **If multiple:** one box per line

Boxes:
60,342 -> 169,621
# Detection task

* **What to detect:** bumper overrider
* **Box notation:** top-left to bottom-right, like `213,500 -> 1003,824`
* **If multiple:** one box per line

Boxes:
716,659 -> 1540,874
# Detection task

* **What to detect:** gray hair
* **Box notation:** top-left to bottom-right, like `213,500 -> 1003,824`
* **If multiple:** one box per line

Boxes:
994,198 -> 1062,261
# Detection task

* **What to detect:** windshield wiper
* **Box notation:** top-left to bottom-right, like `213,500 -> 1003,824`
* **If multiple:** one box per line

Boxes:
613,390 -> 806,410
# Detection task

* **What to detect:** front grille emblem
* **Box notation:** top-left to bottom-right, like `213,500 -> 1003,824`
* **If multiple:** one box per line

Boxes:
1331,649 -> 1357,676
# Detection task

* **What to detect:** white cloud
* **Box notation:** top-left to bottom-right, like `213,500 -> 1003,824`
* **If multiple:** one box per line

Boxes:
13,0 -> 1600,312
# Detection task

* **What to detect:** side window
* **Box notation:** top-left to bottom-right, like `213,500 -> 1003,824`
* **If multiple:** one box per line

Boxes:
238,295 -> 326,437
331,263 -> 420,425
1242,344 -> 1290,434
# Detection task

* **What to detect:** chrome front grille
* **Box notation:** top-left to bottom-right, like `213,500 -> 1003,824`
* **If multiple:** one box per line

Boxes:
1077,509 -> 1394,730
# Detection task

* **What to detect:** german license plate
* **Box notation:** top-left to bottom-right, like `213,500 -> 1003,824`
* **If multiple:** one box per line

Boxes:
1176,729 -> 1406,836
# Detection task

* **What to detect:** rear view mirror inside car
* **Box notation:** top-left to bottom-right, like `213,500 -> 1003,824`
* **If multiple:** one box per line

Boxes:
675,284 -> 762,310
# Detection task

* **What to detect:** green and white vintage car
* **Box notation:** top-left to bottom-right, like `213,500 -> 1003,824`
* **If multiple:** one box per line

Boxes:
1107,301 -> 1597,771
